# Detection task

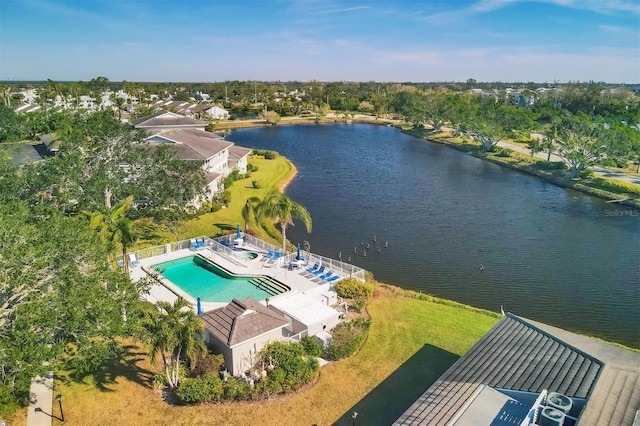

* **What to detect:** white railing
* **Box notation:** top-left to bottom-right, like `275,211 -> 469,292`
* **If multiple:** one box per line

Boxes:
116,233 -> 366,281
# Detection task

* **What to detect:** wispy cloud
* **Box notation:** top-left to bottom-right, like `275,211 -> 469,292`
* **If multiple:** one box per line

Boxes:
472,0 -> 640,14
315,5 -> 371,14
598,24 -> 640,36
423,0 -> 639,24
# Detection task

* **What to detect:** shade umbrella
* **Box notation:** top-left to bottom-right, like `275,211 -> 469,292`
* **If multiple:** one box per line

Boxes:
296,243 -> 301,261
236,224 -> 242,239
197,297 -> 203,315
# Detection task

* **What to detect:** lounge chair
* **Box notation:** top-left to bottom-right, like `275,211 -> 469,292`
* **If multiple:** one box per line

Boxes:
319,270 -> 334,280
190,238 -> 198,249
306,263 -> 320,273
326,275 -> 340,283
312,265 -> 326,276
264,250 -> 274,260
128,253 -> 140,267
197,238 -> 207,249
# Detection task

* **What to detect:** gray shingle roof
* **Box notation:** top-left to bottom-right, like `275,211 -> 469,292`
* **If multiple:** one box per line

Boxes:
131,110 -> 206,128
394,313 -> 640,426
228,145 -> 252,161
144,128 -> 233,161
199,297 -> 288,347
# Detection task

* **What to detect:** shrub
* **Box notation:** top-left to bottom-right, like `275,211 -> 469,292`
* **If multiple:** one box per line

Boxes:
190,352 -> 224,378
176,374 -> 223,404
252,149 -> 279,159
325,318 -> 371,361
591,177 -> 640,195
580,169 -> 595,178
219,189 -> 232,205
223,176 -> 235,189
601,158 -> 617,167
258,341 -> 319,394
223,377 -> 252,401
494,147 -> 513,158
210,202 -> 222,212
535,161 -> 567,170
247,163 -> 258,172
300,335 -> 323,357
335,278 -> 374,310
252,180 -> 261,189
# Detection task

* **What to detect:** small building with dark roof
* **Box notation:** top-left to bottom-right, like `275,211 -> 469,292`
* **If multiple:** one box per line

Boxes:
394,313 -> 640,426
199,297 -> 289,375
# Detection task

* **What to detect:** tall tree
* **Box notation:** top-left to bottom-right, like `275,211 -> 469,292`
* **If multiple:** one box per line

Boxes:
256,192 -> 312,252
141,298 -> 205,390
555,113 -> 605,178
89,195 -> 136,273
0,201 -> 142,405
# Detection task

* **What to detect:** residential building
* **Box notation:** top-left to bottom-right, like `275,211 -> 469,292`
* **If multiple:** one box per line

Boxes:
133,110 -> 251,203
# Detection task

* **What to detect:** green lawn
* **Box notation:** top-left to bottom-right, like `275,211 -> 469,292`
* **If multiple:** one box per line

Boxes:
136,155 -> 295,249
8,286 -> 498,426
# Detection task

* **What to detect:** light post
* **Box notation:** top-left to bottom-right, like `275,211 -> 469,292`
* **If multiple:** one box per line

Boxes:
55,394 -> 64,422
352,411 -> 358,426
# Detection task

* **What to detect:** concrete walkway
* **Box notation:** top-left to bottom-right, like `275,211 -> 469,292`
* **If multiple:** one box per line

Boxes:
26,372 -> 54,426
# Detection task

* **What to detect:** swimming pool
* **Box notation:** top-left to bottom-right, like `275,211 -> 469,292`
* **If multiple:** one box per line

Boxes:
151,255 -> 288,303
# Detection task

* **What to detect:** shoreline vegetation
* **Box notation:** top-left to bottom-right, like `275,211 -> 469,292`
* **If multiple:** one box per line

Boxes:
216,115 -> 640,208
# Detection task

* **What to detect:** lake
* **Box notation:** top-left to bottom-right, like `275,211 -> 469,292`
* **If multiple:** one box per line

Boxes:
227,123 -> 640,348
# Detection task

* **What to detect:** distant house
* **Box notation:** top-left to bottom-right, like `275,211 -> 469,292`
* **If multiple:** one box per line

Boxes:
199,297 -> 289,376
201,105 -> 230,120
131,110 -> 207,131
394,312 -> 640,426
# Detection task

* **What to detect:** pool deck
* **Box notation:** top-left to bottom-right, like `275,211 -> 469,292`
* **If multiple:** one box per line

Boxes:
131,243 -> 340,312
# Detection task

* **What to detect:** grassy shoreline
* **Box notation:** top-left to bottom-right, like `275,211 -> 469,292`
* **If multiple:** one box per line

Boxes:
216,116 -> 640,208
402,127 -> 640,208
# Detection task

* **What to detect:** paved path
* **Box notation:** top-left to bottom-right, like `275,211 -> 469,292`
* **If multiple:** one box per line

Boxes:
497,139 -> 640,184
26,372 -> 54,426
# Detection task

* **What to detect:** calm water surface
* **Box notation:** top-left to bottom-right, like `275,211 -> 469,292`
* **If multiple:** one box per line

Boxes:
228,124 -> 640,348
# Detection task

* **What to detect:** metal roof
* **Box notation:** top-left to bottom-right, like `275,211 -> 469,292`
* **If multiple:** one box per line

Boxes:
268,293 -> 341,326
394,313 -> 640,426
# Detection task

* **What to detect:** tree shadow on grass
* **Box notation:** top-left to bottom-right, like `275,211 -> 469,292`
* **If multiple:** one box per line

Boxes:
333,344 -> 459,426
58,344 -> 155,393
214,223 -> 236,232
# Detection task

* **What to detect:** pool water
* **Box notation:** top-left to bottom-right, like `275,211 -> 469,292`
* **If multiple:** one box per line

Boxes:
151,256 -> 284,302
236,251 -> 259,260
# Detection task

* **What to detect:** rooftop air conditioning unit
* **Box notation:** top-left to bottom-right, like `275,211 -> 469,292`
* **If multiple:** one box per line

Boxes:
539,406 -> 565,426
546,392 -> 572,413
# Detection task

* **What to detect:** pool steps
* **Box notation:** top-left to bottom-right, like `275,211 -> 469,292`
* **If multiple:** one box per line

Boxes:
248,277 -> 289,297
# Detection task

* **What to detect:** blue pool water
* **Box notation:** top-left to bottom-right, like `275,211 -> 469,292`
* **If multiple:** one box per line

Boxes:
151,256 -> 285,302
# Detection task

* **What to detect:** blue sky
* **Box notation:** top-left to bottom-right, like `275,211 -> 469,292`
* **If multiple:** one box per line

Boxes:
1,0 -> 638,83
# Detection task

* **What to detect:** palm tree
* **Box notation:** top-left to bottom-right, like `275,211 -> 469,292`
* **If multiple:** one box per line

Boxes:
89,195 -> 136,273
256,192 -> 312,252
142,298 -> 205,389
